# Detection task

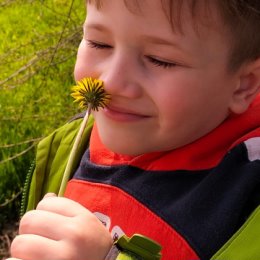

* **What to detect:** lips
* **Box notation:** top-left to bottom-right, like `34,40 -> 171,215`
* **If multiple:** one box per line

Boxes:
103,104 -> 151,122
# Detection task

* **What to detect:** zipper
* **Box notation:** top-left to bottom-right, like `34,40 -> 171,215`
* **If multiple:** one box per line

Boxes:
20,159 -> 35,217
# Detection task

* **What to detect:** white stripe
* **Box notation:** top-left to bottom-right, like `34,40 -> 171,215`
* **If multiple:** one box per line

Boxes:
245,137 -> 260,161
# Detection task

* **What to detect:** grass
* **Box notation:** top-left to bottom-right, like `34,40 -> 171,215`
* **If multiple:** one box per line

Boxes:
0,0 -> 86,231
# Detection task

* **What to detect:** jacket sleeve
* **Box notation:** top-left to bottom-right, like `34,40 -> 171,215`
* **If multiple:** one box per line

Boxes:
24,115 -> 94,212
211,205 -> 260,260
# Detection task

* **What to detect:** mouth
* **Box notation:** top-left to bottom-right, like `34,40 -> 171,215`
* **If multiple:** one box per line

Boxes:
102,104 -> 151,122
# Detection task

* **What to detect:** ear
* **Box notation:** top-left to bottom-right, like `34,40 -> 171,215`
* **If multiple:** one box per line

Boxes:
229,58 -> 260,114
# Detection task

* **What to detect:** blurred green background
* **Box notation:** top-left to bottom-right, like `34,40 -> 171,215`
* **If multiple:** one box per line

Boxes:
0,0 -> 85,227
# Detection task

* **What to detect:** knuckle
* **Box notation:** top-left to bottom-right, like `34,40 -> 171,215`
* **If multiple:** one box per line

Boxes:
19,210 -> 37,233
10,235 -> 26,257
58,242 -> 78,260
67,221 -> 86,242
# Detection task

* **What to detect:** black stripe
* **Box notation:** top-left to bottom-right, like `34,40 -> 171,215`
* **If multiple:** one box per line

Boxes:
73,143 -> 260,259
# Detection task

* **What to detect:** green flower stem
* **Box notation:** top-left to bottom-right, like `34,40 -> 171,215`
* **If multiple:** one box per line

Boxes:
58,105 -> 92,196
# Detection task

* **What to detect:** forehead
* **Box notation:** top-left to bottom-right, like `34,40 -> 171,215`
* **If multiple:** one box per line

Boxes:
86,0 -> 222,33
85,0 -> 229,53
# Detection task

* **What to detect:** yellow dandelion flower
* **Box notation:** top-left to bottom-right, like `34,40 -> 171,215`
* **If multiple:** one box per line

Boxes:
71,77 -> 110,111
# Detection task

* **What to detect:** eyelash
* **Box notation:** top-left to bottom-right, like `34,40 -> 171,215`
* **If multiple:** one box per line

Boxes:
87,40 -> 112,49
145,56 -> 176,69
87,40 -> 177,69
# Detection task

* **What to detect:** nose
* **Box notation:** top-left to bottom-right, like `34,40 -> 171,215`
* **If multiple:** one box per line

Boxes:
99,51 -> 143,99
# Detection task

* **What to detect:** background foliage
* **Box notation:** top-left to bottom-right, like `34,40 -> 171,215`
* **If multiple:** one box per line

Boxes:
0,0 -> 85,230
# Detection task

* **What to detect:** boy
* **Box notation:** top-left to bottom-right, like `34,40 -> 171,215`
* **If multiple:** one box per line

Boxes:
8,0 -> 260,259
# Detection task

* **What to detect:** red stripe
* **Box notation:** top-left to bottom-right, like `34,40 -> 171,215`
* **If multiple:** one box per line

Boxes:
65,180 -> 199,260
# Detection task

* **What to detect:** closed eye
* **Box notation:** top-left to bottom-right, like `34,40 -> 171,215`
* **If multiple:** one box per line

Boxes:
87,40 -> 112,49
146,56 -> 177,69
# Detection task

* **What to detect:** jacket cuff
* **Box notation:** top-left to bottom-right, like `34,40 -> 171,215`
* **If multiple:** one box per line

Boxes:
104,234 -> 162,260
104,245 -> 143,260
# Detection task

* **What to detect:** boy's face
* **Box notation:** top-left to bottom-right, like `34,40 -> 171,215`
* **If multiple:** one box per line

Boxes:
75,0 -> 240,155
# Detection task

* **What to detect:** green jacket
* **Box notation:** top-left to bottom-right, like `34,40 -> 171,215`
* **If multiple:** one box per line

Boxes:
21,116 -> 260,260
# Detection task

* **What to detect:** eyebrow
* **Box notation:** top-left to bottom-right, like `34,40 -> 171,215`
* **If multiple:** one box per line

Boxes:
141,35 -> 184,50
84,23 -> 111,34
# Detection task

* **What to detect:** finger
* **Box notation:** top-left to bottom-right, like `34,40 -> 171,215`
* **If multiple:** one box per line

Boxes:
11,234 -> 63,260
43,192 -> 57,198
19,210 -> 70,240
5,258 -> 23,260
36,196 -> 91,217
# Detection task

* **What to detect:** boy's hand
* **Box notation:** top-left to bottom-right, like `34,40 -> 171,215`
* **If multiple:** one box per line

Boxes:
9,194 -> 113,260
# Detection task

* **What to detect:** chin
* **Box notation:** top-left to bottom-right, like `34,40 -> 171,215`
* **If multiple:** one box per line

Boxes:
103,138 -> 144,156
95,125 -> 143,156
94,116 -> 157,155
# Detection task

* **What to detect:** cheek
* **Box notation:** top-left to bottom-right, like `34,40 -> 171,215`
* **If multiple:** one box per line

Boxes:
74,59 -> 98,82
74,61 -> 85,81
74,43 -> 87,81
153,80 -> 212,128
154,84 -> 194,117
